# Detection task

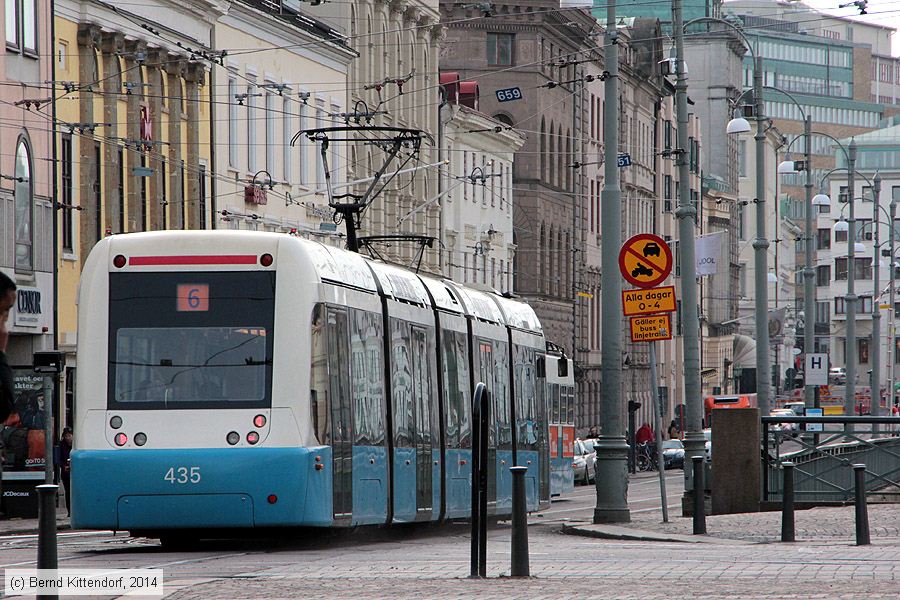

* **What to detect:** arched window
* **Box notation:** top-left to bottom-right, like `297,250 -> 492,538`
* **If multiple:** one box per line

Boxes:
539,224 -> 545,294
548,123 -> 556,187
14,137 -> 33,271
565,129 -> 571,191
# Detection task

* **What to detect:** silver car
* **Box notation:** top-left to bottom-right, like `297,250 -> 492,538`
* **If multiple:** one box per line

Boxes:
573,438 -> 597,485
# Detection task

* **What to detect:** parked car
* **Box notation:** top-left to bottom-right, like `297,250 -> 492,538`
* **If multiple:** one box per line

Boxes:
573,438 -> 597,485
829,367 -> 847,385
782,401 -> 806,416
770,408 -> 799,437
661,439 -> 685,470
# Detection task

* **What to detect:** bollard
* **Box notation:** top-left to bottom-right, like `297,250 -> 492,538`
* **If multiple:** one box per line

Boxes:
853,464 -> 870,546
692,456 -> 706,535
509,466 -> 530,577
37,484 -> 58,600
781,462 -> 795,542
470,383 -> 489,578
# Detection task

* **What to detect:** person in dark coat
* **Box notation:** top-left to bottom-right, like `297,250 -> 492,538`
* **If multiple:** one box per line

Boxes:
0,273 -> 18,516
58,428 -> 73,515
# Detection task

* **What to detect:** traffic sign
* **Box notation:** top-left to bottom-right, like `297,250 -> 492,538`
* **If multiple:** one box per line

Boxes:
622,286 -> 676,316
805,353 -> 828,386
618,233 -> 672,288
495,87 -> 523,102
630,314 -> 672,342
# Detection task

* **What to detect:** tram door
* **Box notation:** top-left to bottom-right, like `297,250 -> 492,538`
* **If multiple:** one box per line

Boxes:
327,309 -> 353,520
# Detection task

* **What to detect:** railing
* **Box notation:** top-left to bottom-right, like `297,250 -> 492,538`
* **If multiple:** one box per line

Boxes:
761,416 -> 900,504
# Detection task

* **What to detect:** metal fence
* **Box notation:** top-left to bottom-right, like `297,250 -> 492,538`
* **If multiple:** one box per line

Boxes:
761,416 -> 900,504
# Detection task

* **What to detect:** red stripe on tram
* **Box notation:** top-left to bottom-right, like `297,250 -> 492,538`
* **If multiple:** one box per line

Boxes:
128,255 -> 259,266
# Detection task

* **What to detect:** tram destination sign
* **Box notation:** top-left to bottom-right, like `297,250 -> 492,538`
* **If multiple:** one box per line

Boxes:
621,286 -> 676,316
630,314 -> 672,343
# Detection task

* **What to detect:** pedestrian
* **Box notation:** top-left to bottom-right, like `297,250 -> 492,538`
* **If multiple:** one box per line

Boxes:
58,428 -> 73,516
892,402 -> 900,435
587,425 -> 598,439
667,419 -> 679,440
0,273 -> 18,517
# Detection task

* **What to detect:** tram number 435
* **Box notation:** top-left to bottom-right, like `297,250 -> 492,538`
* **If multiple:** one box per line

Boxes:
164,466 -> 201,484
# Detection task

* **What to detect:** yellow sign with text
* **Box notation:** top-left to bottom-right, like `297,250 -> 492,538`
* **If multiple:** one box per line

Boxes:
621,286 -> 676,316
630,314 -> 673,342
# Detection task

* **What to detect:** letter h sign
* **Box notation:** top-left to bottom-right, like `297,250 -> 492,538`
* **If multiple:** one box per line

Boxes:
805,353 -> 828,386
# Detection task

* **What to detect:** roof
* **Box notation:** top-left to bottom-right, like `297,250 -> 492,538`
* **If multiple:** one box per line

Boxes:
839,122 -> 900,146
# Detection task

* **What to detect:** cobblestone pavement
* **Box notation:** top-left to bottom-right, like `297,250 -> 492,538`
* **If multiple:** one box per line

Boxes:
618,503 -> 900,543
163,523 -> 900,599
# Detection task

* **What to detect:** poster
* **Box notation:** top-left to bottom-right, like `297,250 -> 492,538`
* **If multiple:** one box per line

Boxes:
1,370 -> 46,472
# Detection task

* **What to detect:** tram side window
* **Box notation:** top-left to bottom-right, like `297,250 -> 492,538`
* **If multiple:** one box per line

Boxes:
442,330 -> 471,449
566,387 -> 575,425
310,304 -> 329,445
391,319 -> 414,447
350,310 -> 385,446
411,326 -> 433,449
475,340 -> 495,447
514,345 -> 538,447
327,309 -> 352,446
493,340 -> 512,450
550,384 -> 560,425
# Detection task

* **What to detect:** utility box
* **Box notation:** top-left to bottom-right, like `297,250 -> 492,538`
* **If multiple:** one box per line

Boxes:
2,472 -> 45,518
711,408 -> 760,515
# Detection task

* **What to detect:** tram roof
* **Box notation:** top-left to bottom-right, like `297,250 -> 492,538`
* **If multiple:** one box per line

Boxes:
366,261 -> 432,306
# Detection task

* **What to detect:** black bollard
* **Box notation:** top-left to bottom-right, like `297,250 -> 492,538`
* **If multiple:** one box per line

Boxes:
470,383 -> 489,578
510,466 -> 530,577
853,464 -> 870,546
36,484 -> 58,600
692,456 -> 706,535
781,462 -> 795,542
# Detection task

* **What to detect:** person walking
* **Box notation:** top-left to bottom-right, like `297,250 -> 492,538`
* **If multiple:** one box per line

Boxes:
0,273 -> 18,516
667,419 -> 679,440
58,428 -> 73,515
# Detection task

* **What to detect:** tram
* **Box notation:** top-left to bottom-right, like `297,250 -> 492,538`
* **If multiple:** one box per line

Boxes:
70,231 -> 552,539
546,350 -> 575,496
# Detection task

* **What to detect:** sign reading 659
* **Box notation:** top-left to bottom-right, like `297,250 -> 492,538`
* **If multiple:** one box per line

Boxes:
495,87 -> 523,102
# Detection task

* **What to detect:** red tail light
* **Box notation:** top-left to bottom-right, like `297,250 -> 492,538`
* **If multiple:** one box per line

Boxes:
113,255 -> 127,268
247,431 -> 260,445
260,253 -> 274,267
267,494 -> 278,504
253,414 -> 266,428
114,433 -> 128,446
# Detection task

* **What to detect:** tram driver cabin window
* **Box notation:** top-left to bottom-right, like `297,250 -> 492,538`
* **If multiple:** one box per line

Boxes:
487,33 -> 514,66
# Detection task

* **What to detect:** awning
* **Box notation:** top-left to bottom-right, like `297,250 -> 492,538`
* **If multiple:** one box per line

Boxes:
732,334 -> 756,368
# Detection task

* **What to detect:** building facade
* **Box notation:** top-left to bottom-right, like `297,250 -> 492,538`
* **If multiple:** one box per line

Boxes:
1,0 -> 55,368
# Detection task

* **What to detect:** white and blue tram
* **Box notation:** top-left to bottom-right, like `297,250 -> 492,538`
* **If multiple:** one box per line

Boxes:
546,352 -> 576,496
71,231 -> 552,536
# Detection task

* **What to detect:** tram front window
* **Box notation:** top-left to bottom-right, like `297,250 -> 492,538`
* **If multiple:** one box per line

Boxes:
108,271 -> 275,410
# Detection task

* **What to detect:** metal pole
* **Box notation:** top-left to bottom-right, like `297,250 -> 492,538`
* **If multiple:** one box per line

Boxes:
853,463 -> 870,545
673,0 -> 706,511
803,115 -> 816,412
889,198 -> 897,416
509,465 -> 530,577
872,174 -> 882,432
37,483 -> 58,600
753,55 -> 771,418
691,455 -> 706,534
846,140 -> 858,422
478,388 -> 488,578
781,461 -> 795,542
594,0 -> 630,524
650,342 -> 669,522
42,376 -> 54,485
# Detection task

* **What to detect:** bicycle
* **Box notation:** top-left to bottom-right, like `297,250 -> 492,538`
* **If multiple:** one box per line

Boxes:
636,442 -> 658,472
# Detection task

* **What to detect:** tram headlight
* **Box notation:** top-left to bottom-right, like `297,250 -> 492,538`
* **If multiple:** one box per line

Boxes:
114,433 -> 128,446
247,431 -> 260,445
226,431 -> 240,445
110,416 -> 123,429
134,432 -> 147,446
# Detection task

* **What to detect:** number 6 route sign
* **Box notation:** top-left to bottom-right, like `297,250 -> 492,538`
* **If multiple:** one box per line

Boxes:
618,233 -> 672,288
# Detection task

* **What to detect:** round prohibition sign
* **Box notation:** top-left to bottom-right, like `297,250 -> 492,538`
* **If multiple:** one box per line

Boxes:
618,233 -> 672,289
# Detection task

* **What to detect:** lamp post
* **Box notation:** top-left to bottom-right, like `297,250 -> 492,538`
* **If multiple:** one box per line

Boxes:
683,14 -> 760,468
890,200 -> 898,416
871,174 -> 882,425
845,140 -> 858,420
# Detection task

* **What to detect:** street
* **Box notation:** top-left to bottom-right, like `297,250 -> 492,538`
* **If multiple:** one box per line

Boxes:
2,471 -> 897,599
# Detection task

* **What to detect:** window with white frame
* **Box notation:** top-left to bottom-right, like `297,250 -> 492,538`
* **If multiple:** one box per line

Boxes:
6,0 -> 37,54
283,96 -> 291,184
228,76 -> 238,168
265,89 -> 275,175
247,82 -> 257,173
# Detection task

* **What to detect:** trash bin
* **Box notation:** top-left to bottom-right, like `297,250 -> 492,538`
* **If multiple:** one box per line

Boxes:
2,472 -> 46,519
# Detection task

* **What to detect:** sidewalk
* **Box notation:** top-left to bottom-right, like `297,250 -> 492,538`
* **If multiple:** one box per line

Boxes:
0,514 -> 71,535
567,502 -> 900,543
